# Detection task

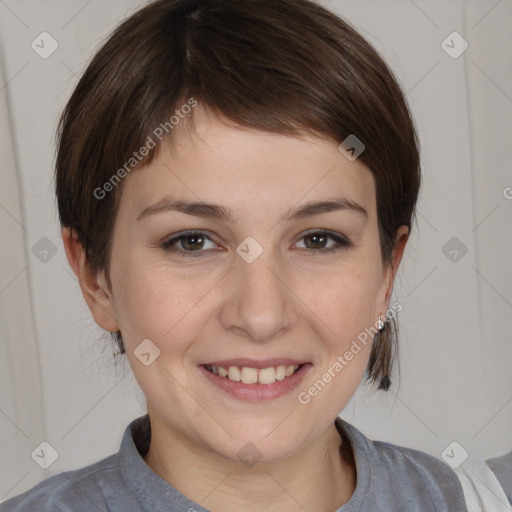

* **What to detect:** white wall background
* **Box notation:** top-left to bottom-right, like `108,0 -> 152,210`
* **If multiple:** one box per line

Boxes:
1,0 -> 511,500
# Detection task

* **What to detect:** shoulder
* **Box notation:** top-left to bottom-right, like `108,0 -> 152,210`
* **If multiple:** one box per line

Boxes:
373,435 -> 455,475
0,455 -> 120,512
337,418 -> 467,511
339,416 -> 459,480
1,416 -> 152,512
372,436 -> 462,487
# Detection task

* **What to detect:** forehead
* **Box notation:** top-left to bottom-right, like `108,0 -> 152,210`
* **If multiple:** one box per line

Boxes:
121,107 -> 377,221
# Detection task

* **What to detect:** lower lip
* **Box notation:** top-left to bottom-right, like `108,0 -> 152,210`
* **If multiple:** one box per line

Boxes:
199,364 -> 312,402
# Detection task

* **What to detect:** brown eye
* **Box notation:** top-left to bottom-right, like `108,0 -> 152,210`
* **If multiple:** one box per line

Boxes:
180,233 -> 206,250
162,231 -> 218,256
295,231 -> 351,253
303,233 -> 329,249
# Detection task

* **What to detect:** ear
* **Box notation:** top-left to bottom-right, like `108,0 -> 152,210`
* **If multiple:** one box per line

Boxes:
375,225 -> 409,319
61,227 -> 120,333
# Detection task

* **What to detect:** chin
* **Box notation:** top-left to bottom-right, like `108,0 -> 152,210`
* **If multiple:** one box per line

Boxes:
195,419 -> 307,465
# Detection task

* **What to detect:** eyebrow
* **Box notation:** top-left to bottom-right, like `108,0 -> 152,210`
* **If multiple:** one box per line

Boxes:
136,197 -> 368,222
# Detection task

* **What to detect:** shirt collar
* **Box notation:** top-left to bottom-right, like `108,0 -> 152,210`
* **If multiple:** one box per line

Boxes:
118,414 -> 211,512
118,414 -> 373,511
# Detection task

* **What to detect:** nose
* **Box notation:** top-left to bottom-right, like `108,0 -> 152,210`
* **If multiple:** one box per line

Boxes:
219,246 -> 299,343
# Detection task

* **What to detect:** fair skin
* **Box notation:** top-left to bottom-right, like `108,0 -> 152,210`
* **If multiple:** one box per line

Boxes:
63,107 -> 408,512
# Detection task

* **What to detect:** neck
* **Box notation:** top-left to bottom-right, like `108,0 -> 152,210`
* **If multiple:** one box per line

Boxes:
143,417 -> 356,512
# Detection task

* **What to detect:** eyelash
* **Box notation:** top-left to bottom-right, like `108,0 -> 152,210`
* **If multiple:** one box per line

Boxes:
161,229 -> 352,257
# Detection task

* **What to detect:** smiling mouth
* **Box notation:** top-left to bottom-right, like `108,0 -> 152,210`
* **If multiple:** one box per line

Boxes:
203,364 -> 304,385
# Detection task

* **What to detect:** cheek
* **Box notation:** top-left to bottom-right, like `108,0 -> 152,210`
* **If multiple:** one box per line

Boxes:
297,261 -> 381,338
111,257 -> 219,351
294,268 -> 379,411
111,263 -> 212,398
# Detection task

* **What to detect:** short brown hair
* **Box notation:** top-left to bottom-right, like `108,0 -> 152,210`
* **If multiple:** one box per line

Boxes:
55,0 -> 421,391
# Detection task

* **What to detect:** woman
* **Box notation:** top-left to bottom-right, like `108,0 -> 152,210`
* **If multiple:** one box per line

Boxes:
2,0 -> 510,510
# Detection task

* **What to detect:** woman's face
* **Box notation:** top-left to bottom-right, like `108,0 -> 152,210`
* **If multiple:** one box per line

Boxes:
93,107 -> 407,462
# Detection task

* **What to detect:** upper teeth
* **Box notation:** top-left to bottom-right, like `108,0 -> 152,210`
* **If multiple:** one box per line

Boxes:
209,365 -> 300,384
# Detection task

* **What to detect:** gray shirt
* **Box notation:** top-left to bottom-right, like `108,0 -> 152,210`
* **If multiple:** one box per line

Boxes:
1,414 -> 510,511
